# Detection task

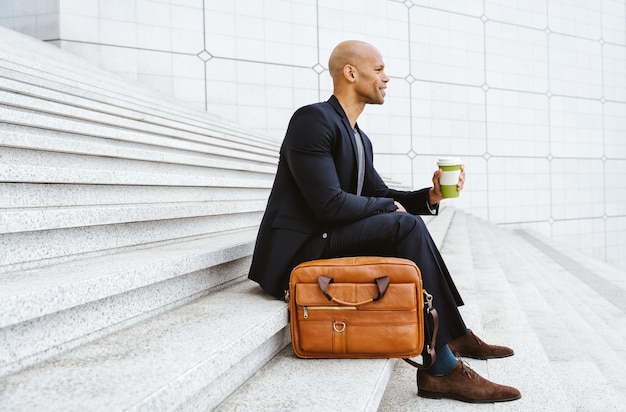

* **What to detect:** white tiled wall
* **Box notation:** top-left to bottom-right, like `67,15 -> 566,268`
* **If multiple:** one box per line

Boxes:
1,0 -> 625,270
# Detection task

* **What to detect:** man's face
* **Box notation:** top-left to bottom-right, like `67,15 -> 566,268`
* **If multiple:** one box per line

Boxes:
355,48 -> 389,105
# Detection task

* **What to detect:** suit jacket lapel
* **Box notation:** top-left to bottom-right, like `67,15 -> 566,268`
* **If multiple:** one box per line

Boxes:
328,96 -> 360,167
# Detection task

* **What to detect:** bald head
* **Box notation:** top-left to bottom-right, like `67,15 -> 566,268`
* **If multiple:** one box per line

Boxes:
328,40 -> 381,81
327,40 -> 389,114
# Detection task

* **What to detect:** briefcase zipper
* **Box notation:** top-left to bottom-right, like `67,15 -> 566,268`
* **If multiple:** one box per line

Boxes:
303,306 -> 357,319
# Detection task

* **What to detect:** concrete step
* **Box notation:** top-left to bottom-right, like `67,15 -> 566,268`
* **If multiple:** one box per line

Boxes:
1,208 -> 263,271
0,183 -> 269,209
0,228 -> 256,377
378,209 -> 561,411
483,223 -> 626,407
0,61 -> 276,150
461,214 -> 573,411
0,27 -> 279,148
0,67 -> 279,151
216,347 -> 394,412
514,229 -> 626,307
420,205 -> 454,250
216,208 -> 457,411
466,215 -> 625,410
0,153 -> 272,188
1,200 -> 267,234
0,279 -> 289,412
0,100 -> 279,164
0,26 -> 286,412
0,33 -> 276,269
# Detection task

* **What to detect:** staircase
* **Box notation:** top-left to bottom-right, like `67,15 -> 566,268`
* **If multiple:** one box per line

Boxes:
379,211 -> 626,412
1,26 -> 626,411
0,26 -> 286,410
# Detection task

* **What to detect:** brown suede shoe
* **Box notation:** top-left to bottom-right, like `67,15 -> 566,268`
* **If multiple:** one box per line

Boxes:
418,361 -> 521,403
448,329 -> 514,359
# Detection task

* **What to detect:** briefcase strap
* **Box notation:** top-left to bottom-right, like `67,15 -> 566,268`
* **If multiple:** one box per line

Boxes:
317,275 -> 390,306
403,291 -> 438,369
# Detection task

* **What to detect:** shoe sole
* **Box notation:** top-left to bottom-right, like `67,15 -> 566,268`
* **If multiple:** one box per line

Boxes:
453,351 -> 515,360
418,389 -> 522,403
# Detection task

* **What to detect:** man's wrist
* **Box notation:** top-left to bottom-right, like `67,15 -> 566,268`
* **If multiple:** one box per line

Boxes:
428,188 -> 442,206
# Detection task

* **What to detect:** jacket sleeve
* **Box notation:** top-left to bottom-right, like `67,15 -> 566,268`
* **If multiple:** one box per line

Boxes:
363,134 -> 438,216
281,105 -> 397,223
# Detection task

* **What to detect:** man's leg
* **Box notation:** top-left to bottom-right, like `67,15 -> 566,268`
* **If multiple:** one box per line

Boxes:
321,212 -> 467,345
321,212 -> 521,403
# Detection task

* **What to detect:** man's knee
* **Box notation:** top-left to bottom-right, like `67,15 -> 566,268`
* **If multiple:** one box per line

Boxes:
373,213 -> 427,243
392,213 -> 428,239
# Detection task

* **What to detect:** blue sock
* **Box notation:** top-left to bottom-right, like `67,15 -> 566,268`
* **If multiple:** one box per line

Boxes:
428,344 -> 458,375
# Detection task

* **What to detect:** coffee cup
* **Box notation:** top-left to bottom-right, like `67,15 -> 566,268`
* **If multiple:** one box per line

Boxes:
437,157 -> 462,198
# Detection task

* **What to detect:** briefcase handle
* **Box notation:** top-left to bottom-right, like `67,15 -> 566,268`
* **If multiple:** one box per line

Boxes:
317,275 -> 390,306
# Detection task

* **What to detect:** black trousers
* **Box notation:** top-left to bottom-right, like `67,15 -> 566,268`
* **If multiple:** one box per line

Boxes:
320,212 -> 468,347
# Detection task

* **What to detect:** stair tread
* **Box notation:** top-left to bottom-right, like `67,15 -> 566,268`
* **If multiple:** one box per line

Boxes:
0,34 -> 280,148
515,230 -> 626,298
0,183 -> 268,209
469,215 -> 626,408
0,104 -> 279,162
485,220 -> 626,345
0,199 -> 267,234
217,347 -> 394,412
0,69 -> 280,151
0,26 -> 286,412
0,280 -> 288,411
0,228 -> 257,326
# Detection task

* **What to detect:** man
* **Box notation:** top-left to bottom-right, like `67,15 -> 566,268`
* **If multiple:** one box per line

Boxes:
249,40 -> 521,403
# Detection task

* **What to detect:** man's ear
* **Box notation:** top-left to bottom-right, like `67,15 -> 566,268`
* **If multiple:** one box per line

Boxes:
343,64 -> 357,83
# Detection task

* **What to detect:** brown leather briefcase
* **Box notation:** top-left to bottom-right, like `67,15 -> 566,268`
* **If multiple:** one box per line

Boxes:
289,256 -> 437,361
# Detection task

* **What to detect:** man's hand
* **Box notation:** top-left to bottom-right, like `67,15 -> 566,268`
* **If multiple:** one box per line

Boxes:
430,165 -> 465,205
394,201 -> 407,212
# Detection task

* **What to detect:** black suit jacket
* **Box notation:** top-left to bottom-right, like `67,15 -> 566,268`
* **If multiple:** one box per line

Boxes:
249,95 -> 437,298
